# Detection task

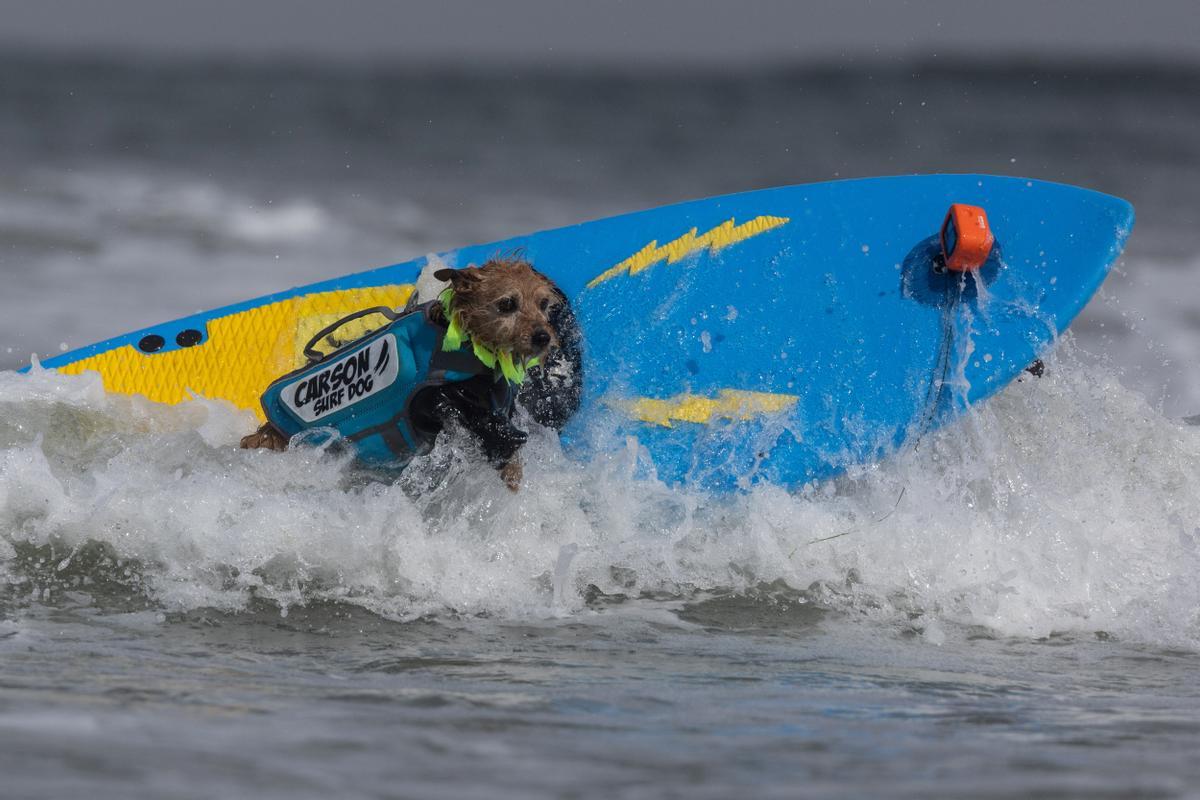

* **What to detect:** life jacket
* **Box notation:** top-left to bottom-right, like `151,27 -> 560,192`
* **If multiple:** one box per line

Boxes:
259,298 -> 533,466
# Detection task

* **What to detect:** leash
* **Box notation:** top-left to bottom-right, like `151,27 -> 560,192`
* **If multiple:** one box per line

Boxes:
789,271 -> 967,557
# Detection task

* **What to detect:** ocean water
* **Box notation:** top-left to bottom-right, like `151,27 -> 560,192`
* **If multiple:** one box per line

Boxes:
2,51 -> 1200,798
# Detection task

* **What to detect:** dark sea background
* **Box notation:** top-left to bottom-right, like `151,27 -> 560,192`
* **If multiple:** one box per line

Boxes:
2,50 -> 1200,798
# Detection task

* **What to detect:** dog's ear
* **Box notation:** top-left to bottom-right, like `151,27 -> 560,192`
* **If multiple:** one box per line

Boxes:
529,266 -> 567,302
433,267 -> 481,290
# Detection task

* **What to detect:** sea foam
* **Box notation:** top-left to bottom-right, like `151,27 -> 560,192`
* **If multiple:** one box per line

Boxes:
1,345 -> 1198,648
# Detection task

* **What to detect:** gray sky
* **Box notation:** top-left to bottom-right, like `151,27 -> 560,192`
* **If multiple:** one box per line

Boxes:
1,0 -> 1198,64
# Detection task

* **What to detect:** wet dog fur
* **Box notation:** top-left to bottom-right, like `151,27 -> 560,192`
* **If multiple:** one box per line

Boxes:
241,257 -> 577,491
435,258 -> 560,361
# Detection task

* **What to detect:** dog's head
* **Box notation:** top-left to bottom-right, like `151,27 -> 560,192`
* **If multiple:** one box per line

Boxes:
434,257 -> 561,360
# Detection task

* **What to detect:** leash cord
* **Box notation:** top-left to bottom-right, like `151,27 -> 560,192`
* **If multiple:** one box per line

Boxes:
790,486 -> 907,555
789,277 -> 964,557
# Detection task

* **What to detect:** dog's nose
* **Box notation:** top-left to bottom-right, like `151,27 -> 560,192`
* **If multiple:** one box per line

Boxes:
531,328 -> 551,348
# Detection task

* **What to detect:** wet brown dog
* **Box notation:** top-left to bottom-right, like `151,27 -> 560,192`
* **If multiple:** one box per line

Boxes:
241,257 -> 577,491
429,257 -> 562,489
436,258 -> 560,361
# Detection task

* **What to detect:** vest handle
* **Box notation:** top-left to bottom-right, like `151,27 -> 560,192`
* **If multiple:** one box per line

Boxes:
302,306 -> 399,363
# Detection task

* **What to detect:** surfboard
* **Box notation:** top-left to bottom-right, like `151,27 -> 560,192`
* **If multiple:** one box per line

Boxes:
28,175 -> 1133,490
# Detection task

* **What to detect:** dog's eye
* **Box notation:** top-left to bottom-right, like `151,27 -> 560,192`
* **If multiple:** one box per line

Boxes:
496,297 -> 517,314
539,298 -> 550,311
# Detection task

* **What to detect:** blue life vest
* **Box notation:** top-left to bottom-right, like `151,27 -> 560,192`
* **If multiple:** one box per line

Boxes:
259,302 -> 499,465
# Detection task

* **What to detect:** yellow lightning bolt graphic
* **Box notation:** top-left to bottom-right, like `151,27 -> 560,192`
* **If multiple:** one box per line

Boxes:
586,215 -> 790,289
616,389 -> 799,428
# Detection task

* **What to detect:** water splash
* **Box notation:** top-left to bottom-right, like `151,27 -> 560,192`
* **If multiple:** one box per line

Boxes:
1,348 -> 1198,648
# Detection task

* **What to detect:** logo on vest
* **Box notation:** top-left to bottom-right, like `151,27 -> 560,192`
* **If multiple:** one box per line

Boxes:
282,334 -> 399,423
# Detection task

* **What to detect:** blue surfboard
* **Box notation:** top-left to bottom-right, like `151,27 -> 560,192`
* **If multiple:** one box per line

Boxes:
31,175 -> 1134,490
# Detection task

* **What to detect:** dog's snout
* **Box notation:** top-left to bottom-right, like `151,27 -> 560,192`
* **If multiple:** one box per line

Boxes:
531,328 -> 551,348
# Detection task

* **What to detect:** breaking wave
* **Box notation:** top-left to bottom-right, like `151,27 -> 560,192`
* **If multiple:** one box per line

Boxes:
1,339 -> 1198,650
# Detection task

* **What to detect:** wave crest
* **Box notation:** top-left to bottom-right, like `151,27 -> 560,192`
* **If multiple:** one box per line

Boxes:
1,351 -> 1198,649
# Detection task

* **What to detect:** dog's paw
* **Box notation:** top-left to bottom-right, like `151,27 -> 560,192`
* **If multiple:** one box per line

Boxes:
500,459 -> 523,493
240,424 -> 289,452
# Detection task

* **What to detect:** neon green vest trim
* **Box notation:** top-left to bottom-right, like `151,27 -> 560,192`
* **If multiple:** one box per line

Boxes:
439,289 -> 539,385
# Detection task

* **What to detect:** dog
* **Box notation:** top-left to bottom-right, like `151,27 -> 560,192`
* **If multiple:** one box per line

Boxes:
241,256 -> 582,491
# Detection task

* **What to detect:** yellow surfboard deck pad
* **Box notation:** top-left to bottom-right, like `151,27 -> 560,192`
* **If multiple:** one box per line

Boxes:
56,284 -> 413,420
